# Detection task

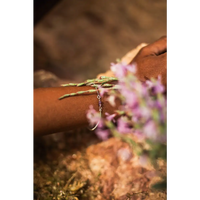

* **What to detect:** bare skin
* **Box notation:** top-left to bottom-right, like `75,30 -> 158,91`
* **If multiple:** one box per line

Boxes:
131,36 -> 167,88
34,86 -> 120,136
34,36 -> 167,136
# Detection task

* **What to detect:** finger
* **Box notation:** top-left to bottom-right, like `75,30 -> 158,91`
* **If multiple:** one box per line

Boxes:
141,36 -> 167,56
158,52 -> 167,87
149,52 -> 167,84
136,52 -> 166,82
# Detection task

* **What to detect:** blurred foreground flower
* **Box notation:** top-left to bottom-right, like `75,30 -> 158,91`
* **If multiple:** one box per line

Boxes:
87,62 -> 166,167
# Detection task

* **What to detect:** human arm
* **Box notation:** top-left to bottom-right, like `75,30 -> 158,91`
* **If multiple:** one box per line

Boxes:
34,36 -> 167,136
34,86 -> 120,136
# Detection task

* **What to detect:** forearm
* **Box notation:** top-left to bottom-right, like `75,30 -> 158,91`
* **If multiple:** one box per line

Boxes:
34,86 -> 120,136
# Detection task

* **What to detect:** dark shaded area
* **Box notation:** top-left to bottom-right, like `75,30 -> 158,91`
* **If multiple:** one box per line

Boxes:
83,10 -> 105,26
34,0 -> 61,25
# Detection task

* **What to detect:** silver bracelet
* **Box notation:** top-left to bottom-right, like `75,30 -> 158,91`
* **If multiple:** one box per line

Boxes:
88,86 -> 103,131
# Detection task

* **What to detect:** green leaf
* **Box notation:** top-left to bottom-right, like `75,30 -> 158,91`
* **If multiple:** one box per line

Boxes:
115,110 -> 125,116
105,121 -> 115,129
77,82 -> 86,86
58,94 -> 70,99
101,83 -> 113,87
61,83 -> 78,87
70,93 -> 77,96
116,58 -> 121,63
88,89 -> 96,93
77,91 -> 86,94
100,76 -> 109,79
86,79 -> 97,82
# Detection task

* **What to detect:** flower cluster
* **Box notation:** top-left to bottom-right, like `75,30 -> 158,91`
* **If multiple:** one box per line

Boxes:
87,62 -> 167,165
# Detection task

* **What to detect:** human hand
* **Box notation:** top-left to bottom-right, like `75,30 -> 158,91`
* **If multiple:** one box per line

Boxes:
97,36 -> 166,88
130,36 -> 167,87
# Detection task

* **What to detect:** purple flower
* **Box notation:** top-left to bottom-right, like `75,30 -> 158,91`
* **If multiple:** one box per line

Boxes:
117,117 -> 132,134
111,63 -> 127,78
111,62 -> 136,79
153,83 -> 164,94
155,100 -> 162,110
110,62 -> 115,66
143,121 -> 158,140
157,134 -> 167,143
133,130 -> 146,140
87,61 -> 166,164
120,84 -> 138,108
160,114 -> 166,124
146,77 -> 165,94
145,80 -> 154,88
86,105 -> 102,127
96,129 -> 110,140
141,83 -> 149,97
105,112 -> 116,122
133,106 -> 151,121
126,64 -> 137,74
99,87 -> 109,96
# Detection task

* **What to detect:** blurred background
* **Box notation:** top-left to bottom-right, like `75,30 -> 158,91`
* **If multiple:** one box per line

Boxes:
34,0 -> 166,87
